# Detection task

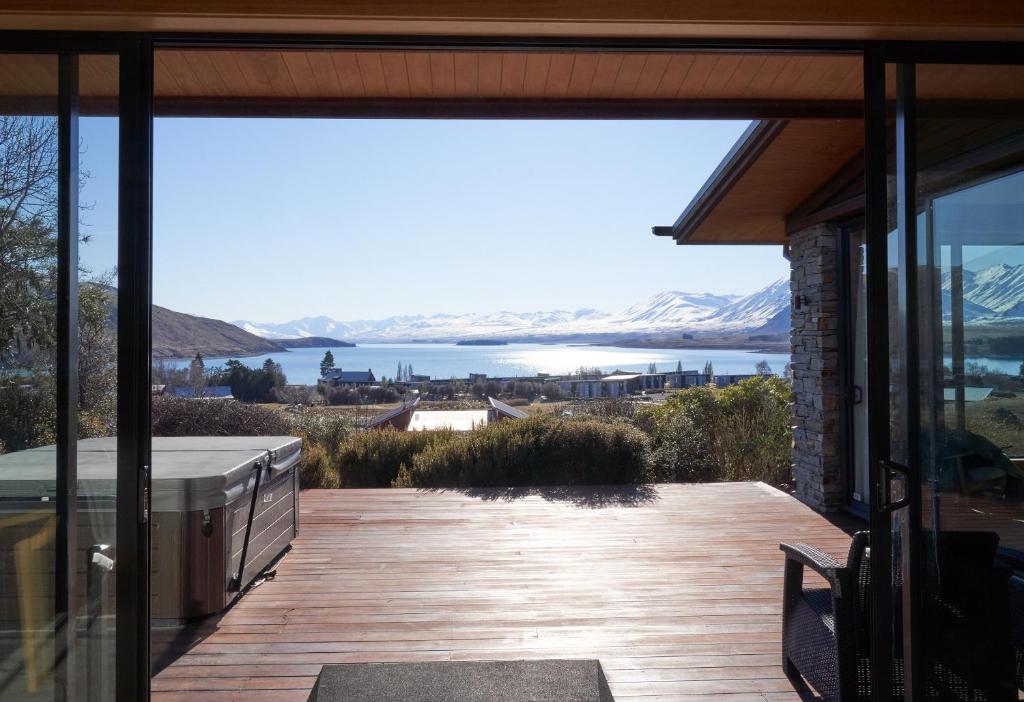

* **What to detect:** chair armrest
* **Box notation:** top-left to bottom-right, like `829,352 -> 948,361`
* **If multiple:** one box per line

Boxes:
780,542 -> 847,595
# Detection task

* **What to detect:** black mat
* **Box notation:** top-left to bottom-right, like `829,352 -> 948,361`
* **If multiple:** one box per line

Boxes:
310,659 -> 614,701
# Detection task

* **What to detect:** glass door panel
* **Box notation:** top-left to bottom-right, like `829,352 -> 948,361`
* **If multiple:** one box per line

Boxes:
892,61 -> 1024,701
0,50 -> 121,702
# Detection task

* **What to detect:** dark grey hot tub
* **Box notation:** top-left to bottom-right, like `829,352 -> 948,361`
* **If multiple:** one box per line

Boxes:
0,435 -> 301,620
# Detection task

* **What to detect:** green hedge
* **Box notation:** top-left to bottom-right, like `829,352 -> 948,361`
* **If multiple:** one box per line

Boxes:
393,415 -> 652,488
336,428 -> 455,487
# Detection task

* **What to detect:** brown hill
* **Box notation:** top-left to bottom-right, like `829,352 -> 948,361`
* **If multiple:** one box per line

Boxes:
152,304 -> 286,359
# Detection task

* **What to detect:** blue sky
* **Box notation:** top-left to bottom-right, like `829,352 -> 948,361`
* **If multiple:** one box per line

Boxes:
79,118 -> 788,323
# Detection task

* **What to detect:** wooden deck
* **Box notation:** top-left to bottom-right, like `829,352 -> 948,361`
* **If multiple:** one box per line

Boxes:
153,482 -> 857,701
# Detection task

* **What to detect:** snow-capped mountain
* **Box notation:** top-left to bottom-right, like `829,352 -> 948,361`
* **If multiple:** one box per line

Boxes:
704,278 -> 791,330
941,263 -> 1024,322
234,264 -> 1024,343
234,280 -> 790,342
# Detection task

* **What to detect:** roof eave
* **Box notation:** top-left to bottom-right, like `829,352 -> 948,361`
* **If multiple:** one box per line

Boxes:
652,119 -> 788,245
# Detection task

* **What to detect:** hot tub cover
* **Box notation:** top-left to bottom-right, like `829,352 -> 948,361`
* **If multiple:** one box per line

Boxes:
0,436 -> 300,511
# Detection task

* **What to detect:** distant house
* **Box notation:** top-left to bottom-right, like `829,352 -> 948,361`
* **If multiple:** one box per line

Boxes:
319,368 -> 376,387
555,371 -> 754,399
167,385 -> 234,399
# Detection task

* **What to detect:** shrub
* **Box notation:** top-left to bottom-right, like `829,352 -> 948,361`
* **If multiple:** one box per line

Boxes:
299,442 -> 339,489
286,407 -> 351,451
393,415 -> 652,488
646,376 -> 792,485
151,396 -> 289,437
336,428 -> 454,487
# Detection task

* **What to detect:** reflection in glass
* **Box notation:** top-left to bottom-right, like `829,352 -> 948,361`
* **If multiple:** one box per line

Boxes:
912,65 -> 1024,699
0,54 -> 61,700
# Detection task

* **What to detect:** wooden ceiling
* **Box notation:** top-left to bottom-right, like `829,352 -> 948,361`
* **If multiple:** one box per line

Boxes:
151,51 -> 863,101
659,119 -> 866,244
2,52 -> 1023,119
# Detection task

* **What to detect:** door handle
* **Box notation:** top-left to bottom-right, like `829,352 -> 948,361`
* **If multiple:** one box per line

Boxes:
878,459 -> 911,513
851,385 -> 864,405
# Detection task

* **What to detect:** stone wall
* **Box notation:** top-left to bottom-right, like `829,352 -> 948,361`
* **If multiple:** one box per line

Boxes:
789,223 -> 844,512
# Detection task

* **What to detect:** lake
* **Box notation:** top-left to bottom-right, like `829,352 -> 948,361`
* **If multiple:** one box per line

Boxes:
167,343 -> 792,385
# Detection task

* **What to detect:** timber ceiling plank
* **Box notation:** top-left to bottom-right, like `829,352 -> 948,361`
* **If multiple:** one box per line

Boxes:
452,52 -> 479,97
477,52 -> 504,96
379,51 -> 411,97
723,54 -> 769,96
565,53 -> 599,97
302,51 -> 344,95
655,54 -> 695,98
279,51 -> 319,97
428,51 -> 456,97
523,53 -> 552,96
500,52 -> 528,97
674,54 -> 712,98
632,54 -> 671,97
355,51 -> 388,97
611,54 -> 647,97
588,53 -> 624,97
403,51 -> 433,97
543,54 -> 574,97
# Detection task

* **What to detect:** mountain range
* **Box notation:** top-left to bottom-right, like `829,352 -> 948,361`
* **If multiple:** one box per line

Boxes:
235,278 -> 793,343
941,263 -> 1024,322
147,262 -> 1022,357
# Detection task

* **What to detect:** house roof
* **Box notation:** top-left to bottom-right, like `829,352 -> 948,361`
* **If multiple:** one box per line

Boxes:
488,397 -> 528,420
324,369 -> 375,383
653,119 -> 865,244
654,62 -> 1024,246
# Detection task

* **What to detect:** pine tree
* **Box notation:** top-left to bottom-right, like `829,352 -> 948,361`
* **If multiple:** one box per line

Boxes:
396,361 -> 404,382
703,360 -> 714,378
188,352 -> 205,391
647,362 -> 657,374
407,364 -> 414,379
320,349 -> 335,377
676,360 -> 683,373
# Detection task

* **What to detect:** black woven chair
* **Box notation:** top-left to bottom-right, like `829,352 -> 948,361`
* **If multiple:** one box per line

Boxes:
781,530 -> 1017,702
780,531 -> 875,702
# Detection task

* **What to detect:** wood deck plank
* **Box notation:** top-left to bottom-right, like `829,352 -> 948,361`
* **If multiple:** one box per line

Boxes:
153,482 -> 855,700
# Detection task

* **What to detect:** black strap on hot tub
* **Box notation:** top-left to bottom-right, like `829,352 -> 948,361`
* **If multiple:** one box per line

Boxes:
229,451 -> 270,592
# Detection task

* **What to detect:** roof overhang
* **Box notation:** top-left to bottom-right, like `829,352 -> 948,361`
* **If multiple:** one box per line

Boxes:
654,118 -> 865,244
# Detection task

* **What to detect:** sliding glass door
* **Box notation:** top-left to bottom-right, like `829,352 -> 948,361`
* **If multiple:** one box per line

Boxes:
872,55 -> 1024,701
0,39 -> 151,702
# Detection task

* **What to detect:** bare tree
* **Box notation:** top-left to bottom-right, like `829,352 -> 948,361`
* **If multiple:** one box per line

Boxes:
0,116 -> 60,365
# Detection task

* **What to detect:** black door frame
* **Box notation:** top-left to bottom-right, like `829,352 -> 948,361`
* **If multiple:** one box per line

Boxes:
2,29 -> 1023,702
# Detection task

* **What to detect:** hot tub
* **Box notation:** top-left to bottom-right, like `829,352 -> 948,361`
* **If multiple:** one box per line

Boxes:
0,435 -> 301,621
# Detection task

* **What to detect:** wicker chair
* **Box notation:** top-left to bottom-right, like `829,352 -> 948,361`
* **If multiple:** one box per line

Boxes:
780,531 -> 875,702
781,530 -> 1017,702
